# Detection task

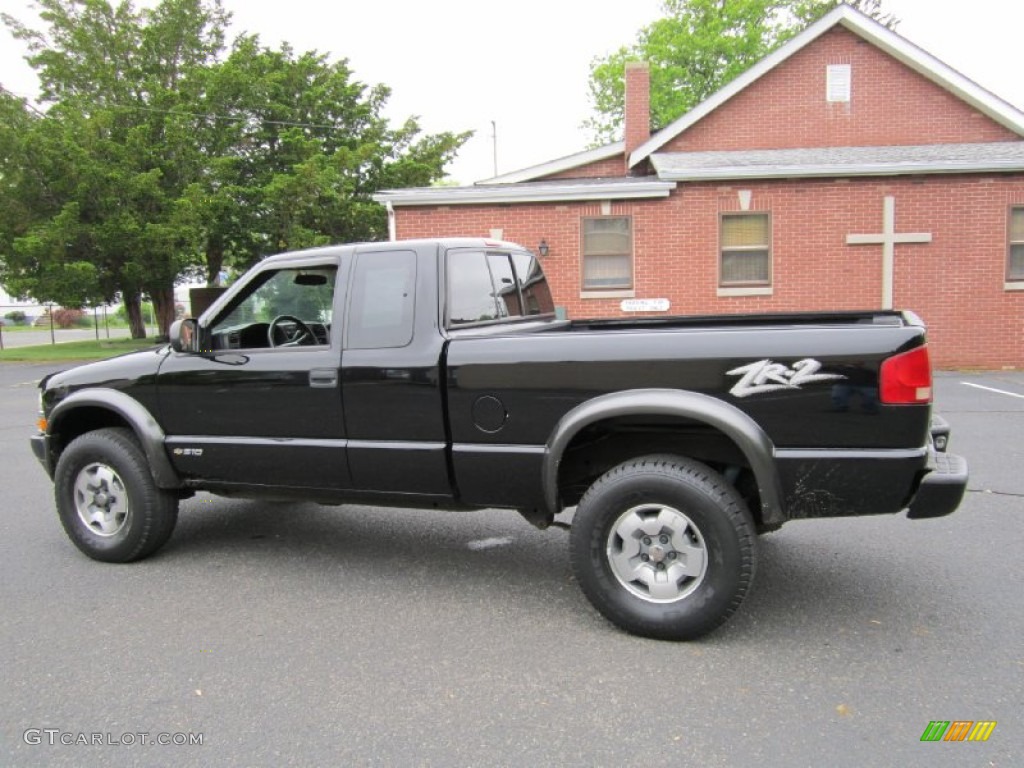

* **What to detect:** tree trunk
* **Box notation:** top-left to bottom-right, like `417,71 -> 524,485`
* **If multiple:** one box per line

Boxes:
123,294 -> 147,339
149,284 -> 176,340
206,240 -> 224,286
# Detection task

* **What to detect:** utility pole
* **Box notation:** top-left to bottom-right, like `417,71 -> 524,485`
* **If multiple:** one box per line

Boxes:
491,120 -> 498,177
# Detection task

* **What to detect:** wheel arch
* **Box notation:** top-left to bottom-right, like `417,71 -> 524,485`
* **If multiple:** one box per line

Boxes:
542,389 -> 785,525
48,389 -> 182,489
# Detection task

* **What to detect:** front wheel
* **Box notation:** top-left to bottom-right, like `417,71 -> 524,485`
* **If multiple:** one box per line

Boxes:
54,428 -> 178,563
569,455 -> 756,640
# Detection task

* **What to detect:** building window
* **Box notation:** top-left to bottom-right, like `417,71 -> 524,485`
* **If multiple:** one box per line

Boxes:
1010,207 -> 1024,281
720,213 -> 771,286
582,217 -> 632,290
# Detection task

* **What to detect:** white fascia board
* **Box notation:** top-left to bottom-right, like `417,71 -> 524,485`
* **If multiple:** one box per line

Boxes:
373,180 -> 676,207
630,5 -> 1024,168
478,141 -> 625,184
654,159 -> 1024,182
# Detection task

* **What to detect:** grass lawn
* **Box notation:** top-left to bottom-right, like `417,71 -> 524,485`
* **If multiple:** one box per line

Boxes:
0,323 -> 133,333
0,337 -> 160,362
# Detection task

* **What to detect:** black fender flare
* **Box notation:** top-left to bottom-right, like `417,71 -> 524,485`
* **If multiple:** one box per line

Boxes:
48,389 -> 182,489
542,388 -> 784,525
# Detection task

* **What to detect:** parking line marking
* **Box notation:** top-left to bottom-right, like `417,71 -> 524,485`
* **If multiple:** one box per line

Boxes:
961,382 -> 1024,399
467,536 -> 514,551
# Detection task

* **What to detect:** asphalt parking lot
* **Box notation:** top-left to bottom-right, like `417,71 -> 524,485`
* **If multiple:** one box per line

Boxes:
0,362 -> 1021,767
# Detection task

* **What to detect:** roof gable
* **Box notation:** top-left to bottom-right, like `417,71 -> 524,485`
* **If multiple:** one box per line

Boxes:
478,142 -> 623,185
630,4 -> 1024,166
655,26 -> 1019,154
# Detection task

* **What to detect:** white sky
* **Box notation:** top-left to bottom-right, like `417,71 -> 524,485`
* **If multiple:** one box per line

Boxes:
1,0 -> 1022,185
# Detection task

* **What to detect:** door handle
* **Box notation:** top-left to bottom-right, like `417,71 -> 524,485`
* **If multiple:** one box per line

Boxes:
309,368 -> 338,388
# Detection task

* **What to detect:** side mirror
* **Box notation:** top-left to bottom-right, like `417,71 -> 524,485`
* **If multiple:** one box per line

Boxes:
169,318 -> 198,353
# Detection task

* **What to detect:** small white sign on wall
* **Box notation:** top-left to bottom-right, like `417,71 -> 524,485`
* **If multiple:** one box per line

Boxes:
621,298 -> 670,313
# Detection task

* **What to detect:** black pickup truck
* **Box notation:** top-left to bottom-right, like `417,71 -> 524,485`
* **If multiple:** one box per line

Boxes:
31,238 -> 967,639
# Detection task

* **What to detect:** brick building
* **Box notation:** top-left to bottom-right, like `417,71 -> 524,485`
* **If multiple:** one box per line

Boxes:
374,5 -> 1024,368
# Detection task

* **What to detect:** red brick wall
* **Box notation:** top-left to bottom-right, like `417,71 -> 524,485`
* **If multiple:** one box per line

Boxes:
664,27 -> 1019,152
395,174 -> 1024,368
540,154 -> 627,180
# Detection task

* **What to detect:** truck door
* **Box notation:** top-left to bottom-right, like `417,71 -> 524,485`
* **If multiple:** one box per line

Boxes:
341,245 -> 452,498
156,258 -> 351,490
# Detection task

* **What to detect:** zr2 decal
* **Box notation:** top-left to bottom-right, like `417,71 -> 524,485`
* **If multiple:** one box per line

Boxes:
726,359 -> 845,398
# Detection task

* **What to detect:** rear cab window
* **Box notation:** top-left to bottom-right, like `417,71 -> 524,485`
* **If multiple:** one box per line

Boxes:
446,248 -> 554,328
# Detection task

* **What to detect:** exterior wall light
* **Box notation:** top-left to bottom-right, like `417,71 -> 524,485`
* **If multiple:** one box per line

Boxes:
538,239 -> 550,258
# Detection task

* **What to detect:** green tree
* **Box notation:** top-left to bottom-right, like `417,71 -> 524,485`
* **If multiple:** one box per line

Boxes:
1,1 -> 469,337
184,36 -> 469,283
1,0 -> 228,337
0,92 -> 108,310
585,0 -> 897,144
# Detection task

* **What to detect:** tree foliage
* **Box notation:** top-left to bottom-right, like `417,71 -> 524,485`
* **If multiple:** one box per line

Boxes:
585,0 -> 897,144
185,35 -> 469,284
0,0 -> 468,338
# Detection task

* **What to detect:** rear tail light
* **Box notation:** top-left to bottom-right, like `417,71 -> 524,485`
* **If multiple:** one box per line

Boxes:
880,346 -> 932,404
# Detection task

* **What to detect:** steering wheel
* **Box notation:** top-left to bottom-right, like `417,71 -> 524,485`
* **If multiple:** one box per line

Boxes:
268,314 -> 316,347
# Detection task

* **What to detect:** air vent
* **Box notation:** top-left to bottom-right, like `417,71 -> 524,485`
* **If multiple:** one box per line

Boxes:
827,64 -> 851,103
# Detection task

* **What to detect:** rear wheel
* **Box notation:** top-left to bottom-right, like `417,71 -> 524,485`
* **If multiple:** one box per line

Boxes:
569,455 -> 756,640
55,428 -> 178,563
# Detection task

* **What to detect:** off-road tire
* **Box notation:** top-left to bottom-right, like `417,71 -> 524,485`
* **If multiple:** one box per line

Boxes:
569,454 -> 757,640
54,428 -> 178,563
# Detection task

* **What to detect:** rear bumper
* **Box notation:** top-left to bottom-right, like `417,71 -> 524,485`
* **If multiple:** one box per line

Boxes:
906,451 -> 968,520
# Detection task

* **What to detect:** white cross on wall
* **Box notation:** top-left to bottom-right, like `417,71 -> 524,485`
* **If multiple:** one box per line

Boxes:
846,195 -> 932,310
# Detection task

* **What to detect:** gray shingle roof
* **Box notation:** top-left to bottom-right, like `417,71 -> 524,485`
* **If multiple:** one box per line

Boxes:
651,142 -> 1024,181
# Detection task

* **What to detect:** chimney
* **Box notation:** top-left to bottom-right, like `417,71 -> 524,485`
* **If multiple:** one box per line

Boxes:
624,61 -> 650,173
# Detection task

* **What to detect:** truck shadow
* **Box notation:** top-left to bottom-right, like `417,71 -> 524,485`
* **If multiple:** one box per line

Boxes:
164,495 -> 585,617
163,497 -> 974,643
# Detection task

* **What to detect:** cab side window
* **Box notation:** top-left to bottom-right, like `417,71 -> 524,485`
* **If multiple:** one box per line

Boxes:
209,266 -> 336,350
347,250 -> 417,349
